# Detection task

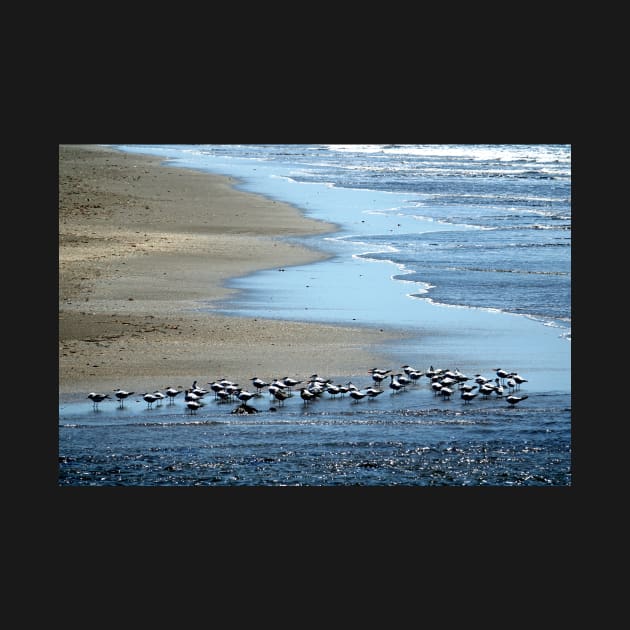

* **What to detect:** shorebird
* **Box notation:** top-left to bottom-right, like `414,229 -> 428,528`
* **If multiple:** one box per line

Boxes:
479,383 -> 496,399
208,381 -> 226,398
217,378 -> 238,389
494,379 -> 504,397
369,368 -> 391,376
165,386 -> 183,403
307,382 -> 325,396
427,366 -> 445,378
336,384 -> 351,396
453,368 -> 470,383
282,377 -> 302,391
506,395 -> 528,407
461,391 -> 478,404
224,383 -> 241,399
349,390 -> 368,403
369,368 -> 391,388
495,368 -> 510,384
113,389 -> 134,406
215,389 -> 231,403
389,374 -> 404,394
272,389 -> 290,406
300,387 -> 317,404
270,379 -> 288,390
439,376 -> 457,389
152,391 -> 166,405
250,377 -> 269,393
408,370 -> 424,384
184,389 -> 204,403
191,381 -> 209,396
365,387 -> 384,400
237,390 -> 257,404
370,372 -> 388,388
510,373 -> 528,389
142,393 -> 161,408
186,400 -> 203,414
88,392 -> 110,409
309,374 -> 332,386
440,386 -> 453,401
431,381 -> 443,395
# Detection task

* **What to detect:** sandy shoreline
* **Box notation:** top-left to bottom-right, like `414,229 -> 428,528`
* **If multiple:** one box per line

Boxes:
59,145 -> 406,397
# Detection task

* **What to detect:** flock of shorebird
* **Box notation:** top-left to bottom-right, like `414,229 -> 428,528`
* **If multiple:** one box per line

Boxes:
86,366 -> 529,414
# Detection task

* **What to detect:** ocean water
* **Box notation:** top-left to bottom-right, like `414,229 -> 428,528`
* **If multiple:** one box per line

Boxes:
58,144 -> 571,486
59,387 -> 570,486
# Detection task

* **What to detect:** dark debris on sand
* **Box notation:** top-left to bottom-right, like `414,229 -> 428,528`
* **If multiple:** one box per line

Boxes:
231,403 -> 258,415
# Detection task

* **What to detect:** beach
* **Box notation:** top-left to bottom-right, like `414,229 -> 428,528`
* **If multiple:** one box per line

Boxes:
59,145 -> 405,397
59,145 -> 571,486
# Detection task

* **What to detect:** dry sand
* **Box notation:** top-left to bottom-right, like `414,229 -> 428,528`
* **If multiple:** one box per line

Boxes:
59,145 -> 406,396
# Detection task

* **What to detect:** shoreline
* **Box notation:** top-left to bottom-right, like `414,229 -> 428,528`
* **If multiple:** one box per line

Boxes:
59,145 -> 408,397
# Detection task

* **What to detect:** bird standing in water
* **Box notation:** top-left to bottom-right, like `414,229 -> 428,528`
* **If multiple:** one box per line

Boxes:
165,386 -> 183,403
300,387 -> 317,404
113,389 -> 134,407
349,390 -> 368,403
510,373 -> 528,389
506,395 -> 528,407
186,399 -> 203,414
88,392 -> 110,409
142,393 -> 161,408
461,390 -> 478,404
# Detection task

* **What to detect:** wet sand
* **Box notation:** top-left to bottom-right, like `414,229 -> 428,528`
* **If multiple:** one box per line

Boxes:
59,145 -> 406,396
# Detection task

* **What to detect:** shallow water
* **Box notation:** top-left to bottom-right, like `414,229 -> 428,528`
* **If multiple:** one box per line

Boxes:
112,143 -> 570,334
59,383 -> 570,486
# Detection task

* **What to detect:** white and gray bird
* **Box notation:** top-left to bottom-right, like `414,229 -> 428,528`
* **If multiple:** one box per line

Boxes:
300,388 -> 317,404
506,395 -> 528,407
250,377 -> 269,393
510,373 -> 528,389
113,389 -> 134,406
184,389 -> 204,403
365,387 -> 384,399
389,374 -> 404,394
494,379 -> 504,397
495,368 -> 510,383
479,383 -> 496,398
349,390 -> 368,402
142,393 -> 161,408
165,386 -> 183,403
186,400 -> 203,414
282,377 -> 302,391
191,381 -> 208,396
272,389 -> 290,406
237,390 -> 257,403
88,392 -> 110,409
152,391 -> 166,405
431,381 -> 443,395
